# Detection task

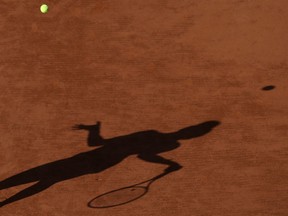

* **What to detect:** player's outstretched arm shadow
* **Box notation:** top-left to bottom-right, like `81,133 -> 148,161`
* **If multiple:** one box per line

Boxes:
72,121 -> 104,147
138,154 -> 183,172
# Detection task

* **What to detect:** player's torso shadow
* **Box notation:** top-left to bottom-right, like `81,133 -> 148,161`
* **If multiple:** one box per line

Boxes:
48,130 -> 180,180
0,121 -> 220,207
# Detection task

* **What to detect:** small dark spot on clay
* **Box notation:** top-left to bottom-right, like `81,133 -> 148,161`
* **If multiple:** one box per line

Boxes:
262,85 -> 275,91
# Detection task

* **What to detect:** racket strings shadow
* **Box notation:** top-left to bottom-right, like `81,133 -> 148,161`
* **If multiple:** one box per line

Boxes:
88,186 -> 148,208
88,172 -> 170,208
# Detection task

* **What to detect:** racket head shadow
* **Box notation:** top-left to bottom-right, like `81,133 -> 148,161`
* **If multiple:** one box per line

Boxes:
88,185 -> 148,208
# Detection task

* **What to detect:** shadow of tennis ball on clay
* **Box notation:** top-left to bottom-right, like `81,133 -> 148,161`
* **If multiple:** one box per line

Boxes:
262,85 -> 275,91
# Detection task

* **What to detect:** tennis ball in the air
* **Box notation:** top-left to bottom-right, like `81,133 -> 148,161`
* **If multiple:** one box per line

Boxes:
40,4 -> 49,13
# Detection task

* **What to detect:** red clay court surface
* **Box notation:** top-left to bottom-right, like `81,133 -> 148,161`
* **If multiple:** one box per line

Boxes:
1,0 -> 288,215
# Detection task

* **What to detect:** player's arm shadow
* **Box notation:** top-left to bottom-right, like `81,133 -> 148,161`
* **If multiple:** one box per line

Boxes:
0,120 -> 220,207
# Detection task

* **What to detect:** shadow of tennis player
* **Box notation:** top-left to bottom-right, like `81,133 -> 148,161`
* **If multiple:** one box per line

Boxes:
0,120 -> 220,207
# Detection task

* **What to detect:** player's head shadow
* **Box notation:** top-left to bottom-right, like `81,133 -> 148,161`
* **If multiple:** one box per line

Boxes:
166,121 -> 220,140
0,120 -> 220,207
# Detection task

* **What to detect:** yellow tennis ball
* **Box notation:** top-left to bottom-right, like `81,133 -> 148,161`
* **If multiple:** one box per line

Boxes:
40,4 -> 48,14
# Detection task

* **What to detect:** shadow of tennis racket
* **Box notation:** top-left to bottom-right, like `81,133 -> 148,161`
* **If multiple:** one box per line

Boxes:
88,171 -> 174,208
